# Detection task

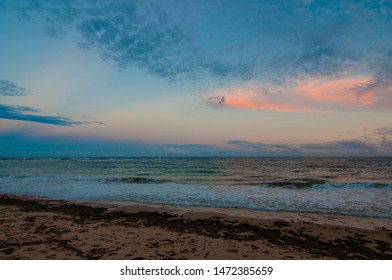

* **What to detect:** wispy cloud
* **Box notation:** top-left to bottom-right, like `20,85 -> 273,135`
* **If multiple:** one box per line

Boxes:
227,140 -> 301,153
299,140 -> 376,154
161,144 -> 218,155
0,79 -> 30,96
0,104 -> 92,126
0,79 -> 102,126
374,126 -> 392,137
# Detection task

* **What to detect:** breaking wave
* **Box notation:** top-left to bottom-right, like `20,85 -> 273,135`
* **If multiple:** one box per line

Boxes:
0,174 -> 391,218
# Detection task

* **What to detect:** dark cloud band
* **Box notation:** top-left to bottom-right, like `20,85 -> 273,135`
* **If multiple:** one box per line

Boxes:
0,78 -> 101,126
227,138 -> 391,155
0,104 -> 89,126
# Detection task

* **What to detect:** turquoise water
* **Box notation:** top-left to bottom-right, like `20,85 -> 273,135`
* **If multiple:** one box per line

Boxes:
1,157 -> 391,217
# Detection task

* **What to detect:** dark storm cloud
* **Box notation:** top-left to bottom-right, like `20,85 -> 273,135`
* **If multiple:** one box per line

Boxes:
0,79 -> 30,96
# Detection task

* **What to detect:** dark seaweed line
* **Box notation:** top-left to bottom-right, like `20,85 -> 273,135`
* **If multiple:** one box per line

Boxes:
1,195 -> 391,259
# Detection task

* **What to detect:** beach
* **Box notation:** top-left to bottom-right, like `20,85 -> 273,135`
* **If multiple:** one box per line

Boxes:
1,194 -> 391,260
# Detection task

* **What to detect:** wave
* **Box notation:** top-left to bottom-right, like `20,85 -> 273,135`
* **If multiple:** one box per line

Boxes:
263,179 -> 327,188
105,177 -> 171,184
310,182 -> 392,190
1,174 -> 391,218
0,174 -> 391,189
0,175 -> 175,186
261,181 -> 392,190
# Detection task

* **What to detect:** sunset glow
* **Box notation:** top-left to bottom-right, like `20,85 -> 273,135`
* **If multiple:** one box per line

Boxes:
1,0 -> 392,156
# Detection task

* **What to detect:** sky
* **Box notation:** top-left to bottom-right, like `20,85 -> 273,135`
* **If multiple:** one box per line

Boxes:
1,0 -> 392,157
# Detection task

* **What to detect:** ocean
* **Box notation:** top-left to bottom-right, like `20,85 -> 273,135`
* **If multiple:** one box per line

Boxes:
0,157 -> 391,218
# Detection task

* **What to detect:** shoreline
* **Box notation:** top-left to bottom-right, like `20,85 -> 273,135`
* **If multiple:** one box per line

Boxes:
88,199 -> 392,231
1,194 -> 391,260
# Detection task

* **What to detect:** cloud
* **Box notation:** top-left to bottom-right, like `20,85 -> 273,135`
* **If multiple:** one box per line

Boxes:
227,138 -> 392,156
0,79 -> 102,126
13,0 -> 255,82
295,76 -> 375,108
205,96 -> 225,109
227,140 -> 301,153
161,143 -> 222,155
1,131 -> 391,157
0,104 -> 94,126
300,140 -> 376,153
203,84 -> 310,112
11,0 -> 392,112
13,1 -> 392,80
204,75 -> 379,112
0,133 -> 227,157
374,126 -> 392,137
272,41 -> 355,81
348,49 -> 392,107
0,79 -> 30,96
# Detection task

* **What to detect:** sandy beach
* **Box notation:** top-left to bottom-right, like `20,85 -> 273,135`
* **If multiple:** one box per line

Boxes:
0,194 -> 391,260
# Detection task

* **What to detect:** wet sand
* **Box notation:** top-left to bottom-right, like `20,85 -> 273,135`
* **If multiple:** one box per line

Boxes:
0,194 -> 391,260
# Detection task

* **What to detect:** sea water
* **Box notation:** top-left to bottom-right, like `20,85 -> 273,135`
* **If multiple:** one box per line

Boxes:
0,157 -> 391,218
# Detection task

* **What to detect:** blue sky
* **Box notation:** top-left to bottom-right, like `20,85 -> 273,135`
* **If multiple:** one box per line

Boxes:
1,0 -> 392,157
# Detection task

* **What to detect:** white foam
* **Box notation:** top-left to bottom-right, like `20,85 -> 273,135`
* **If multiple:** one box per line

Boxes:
0,175 -> 391,218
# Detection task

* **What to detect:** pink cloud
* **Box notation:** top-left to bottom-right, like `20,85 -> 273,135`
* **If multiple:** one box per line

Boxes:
205,76 -> 377,112
223,91 -> 316,112
296,77 -> 374,107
